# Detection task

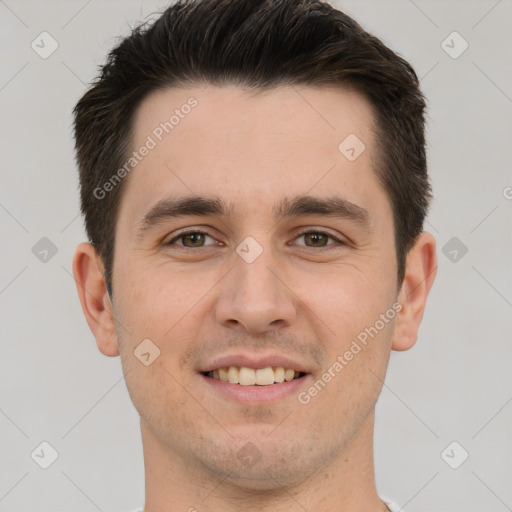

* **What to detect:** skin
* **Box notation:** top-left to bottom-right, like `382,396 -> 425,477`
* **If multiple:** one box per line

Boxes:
73,85 -> 437,512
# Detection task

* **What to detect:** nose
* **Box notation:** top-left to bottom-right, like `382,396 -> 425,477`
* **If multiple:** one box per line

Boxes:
214,245 -> 297,334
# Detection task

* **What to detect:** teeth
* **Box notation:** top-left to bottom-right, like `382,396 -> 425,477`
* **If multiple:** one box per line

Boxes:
239,367 -> 256,385
227,366 -> 239,384
274,367 -> 285,383
284,368 -> 295,382
208,366 -> 303,385
255,367 -> 275,385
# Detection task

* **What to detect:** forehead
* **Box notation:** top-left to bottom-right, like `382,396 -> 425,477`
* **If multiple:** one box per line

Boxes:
119,85 -> 386,228
133,84 -> 375,153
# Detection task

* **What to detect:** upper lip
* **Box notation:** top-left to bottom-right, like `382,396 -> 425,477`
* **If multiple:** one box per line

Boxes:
199,353 -> 312,374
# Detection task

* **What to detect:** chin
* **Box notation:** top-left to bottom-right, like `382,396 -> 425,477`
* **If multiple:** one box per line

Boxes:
193,436 -> 327,491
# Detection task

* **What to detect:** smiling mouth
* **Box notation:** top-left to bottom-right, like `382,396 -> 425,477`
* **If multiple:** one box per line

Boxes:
202,366 -> 307,386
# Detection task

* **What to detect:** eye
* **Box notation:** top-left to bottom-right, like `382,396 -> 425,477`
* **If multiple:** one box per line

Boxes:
293,230 -> 344,249
164,229 -> 345,250
166,230 -> 218,248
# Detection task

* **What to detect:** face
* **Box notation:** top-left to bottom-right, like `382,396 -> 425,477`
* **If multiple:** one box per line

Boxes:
107,85 -> 402,487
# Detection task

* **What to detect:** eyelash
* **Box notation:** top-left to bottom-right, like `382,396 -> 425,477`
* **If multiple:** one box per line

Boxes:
165,229 -> 346,250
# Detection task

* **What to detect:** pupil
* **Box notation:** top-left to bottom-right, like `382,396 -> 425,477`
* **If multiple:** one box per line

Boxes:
185,233 -> 203,246
307,233 -> 326,246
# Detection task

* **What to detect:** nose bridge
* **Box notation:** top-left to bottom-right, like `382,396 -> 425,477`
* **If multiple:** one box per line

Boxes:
236,248 -> 279,300
215,237 -> 296,332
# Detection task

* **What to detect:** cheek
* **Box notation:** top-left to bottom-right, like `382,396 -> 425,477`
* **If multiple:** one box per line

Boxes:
307,258 -> 395,336
301,259 -> 396,405
115,260 -> 199,335
113,263 -> 212,390
298,271 -> 395,431
116,244 -> 396,349
113,273 -> 200,432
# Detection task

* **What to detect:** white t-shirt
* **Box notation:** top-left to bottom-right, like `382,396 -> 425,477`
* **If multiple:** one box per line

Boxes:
382,498 -> 404,511
132,497 -> 403,511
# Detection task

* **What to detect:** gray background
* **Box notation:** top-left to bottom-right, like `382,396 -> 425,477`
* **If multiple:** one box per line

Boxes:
1,0 -> 511,510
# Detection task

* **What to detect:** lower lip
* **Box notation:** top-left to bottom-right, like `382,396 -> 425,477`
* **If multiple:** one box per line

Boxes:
200,374 -> 312,404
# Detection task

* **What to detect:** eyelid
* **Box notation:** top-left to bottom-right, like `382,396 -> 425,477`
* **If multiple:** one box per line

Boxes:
165,227 -> 347,249
291,228 -> 346,248
165,228 -> 219,246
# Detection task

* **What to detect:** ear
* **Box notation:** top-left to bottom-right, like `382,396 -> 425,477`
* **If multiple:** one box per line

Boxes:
392,232 -> 437,351
72,242 -> 119,357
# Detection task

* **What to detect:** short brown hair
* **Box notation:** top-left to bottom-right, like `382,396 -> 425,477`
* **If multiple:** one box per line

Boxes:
73,0 -> 432,295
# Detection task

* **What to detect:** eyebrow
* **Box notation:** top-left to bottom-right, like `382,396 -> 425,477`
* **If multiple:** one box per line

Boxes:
136,194 -> 372,239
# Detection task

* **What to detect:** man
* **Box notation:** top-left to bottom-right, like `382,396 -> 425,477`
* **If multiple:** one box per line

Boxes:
71,0 -> 437,510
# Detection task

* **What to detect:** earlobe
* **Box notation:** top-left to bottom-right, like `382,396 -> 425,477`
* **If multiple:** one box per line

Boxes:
72,242 -> 120,357
391,232 -> 437,351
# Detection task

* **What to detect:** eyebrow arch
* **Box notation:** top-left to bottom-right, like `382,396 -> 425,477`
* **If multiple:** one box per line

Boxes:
136,193 -> 372,240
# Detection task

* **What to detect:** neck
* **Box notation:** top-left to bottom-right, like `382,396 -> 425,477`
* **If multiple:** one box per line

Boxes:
140,412 -> 387,512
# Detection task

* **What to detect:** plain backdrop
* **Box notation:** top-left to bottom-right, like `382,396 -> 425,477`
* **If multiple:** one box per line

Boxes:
1,1 -> 511,511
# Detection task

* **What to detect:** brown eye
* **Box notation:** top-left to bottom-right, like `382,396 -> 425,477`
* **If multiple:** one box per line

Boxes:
294,231 -> 342,248
303,232 -> 330,247
166,230 -> 216,248
181,232 -> 206,247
